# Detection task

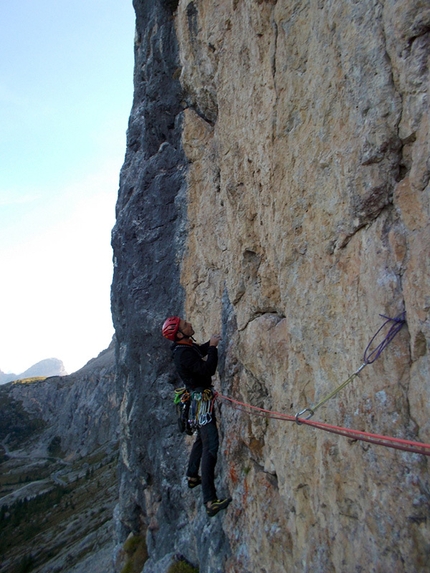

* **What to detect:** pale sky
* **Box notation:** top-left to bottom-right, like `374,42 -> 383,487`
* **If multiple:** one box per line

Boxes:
0,0 -> 135,374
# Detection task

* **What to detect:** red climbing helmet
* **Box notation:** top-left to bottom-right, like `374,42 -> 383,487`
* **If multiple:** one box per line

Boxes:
162,316 -> 181,340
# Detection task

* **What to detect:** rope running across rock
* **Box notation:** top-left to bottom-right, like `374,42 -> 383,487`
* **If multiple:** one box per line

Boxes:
215,312 -> 430,457
216,393 -> 430,456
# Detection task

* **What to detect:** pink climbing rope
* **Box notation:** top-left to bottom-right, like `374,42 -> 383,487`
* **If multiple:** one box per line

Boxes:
216,393 -> 430,456
215,312 -> 430,456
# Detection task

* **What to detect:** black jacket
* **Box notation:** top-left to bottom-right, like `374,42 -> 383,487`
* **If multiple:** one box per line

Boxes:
172,341 -> 218,390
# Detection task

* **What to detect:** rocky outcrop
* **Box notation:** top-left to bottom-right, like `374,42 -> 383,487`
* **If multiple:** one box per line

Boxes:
110,0 -> 222,568
111,1 -> 430,571
5,341 -> 118,458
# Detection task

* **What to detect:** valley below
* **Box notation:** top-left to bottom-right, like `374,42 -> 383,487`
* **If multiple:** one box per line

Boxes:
0,343 -> 119,573
0,440 -> 118,573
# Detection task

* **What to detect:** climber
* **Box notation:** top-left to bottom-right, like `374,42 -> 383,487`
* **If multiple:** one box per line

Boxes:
162,316 -> 231,517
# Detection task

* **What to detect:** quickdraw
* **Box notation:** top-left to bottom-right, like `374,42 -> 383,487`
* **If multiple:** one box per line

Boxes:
191,389 -> 215,427
173,387 -> 215,433
295,312 -> 406,420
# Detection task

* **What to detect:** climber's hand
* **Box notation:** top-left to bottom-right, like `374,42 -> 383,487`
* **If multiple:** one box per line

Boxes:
209,334 -> 221,347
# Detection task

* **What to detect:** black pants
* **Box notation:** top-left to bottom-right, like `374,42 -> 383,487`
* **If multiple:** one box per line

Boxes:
187,419 -> 219,504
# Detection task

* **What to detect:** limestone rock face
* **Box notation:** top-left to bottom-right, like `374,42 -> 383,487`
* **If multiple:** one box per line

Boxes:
112,1 -> 430,571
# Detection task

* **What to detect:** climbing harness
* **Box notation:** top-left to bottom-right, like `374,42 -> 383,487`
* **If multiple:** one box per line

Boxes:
295,312 -> 406,421
215,311 -> 430,457
173,387 -> 215,434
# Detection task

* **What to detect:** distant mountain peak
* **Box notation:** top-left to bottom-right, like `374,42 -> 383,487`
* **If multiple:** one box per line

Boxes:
0,358 -> 67,385
21,358 -> 67,378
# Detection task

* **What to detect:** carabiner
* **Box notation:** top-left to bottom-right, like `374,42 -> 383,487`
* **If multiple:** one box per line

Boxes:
295,408 -> 314,425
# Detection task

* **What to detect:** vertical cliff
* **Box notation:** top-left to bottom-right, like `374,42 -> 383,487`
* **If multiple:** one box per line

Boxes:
111,1 -> 430,571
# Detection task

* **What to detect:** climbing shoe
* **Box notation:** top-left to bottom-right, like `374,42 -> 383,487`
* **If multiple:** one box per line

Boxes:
206,497 -> 232,517
187,476 -> 201,489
